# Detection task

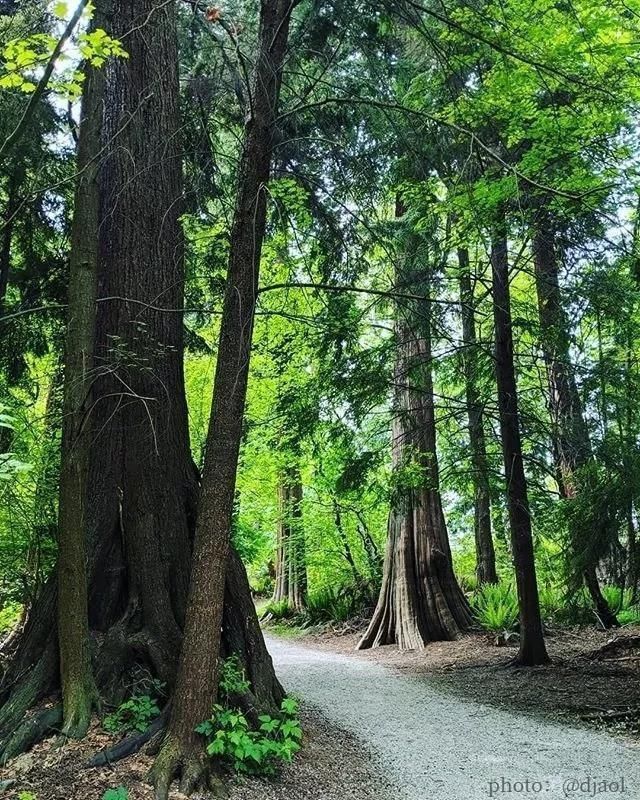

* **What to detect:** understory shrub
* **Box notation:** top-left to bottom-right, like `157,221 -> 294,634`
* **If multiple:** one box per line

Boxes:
103,692 -> 160,734
261,598 -> 295,621
300,581 -> 379,627
471,583 -> 519,633
196,697 -> 302,776
102,788 -> 128,800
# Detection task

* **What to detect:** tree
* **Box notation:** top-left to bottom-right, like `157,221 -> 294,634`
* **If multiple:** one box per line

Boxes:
491,222 -> 548,666
531,210 -> 618,628
56,47 -> 103,740
457,246 -> 498,584
359,201 -> 472,650
273,464 -> 307,612
150,1 -> 297,795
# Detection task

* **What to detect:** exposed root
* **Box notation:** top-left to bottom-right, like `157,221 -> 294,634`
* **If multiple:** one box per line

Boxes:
149,734 -> 216,800
0,705 -> 62,765
87,708 -> 169,767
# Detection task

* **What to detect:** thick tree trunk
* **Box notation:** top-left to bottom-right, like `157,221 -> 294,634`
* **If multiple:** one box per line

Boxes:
457,247 -> 498,585
273,467 -> 307,611
359,205 -> 472,651
0,0 -> 283,765
56,56 -> 102,739
491,227 -> 549,666
532,212 -> 618,628
150,3 -> 295,796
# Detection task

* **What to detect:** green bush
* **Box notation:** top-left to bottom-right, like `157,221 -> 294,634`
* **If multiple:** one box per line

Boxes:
219,654 -> 250,699
304,586 -> 353,623
261,598 -> 295,620
618,606 -> 640,625
196,697 -> 302,776
471,583 -> 519,633
103,693 -> 160,734
102,788 -> 128,800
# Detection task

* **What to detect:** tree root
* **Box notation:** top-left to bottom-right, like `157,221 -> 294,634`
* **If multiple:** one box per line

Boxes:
0,705 -> 62,765
87,708 -> 169,767
149,735 -> 225,800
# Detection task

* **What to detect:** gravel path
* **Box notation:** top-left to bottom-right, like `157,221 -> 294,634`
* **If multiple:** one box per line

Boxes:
266,634 -> 640,800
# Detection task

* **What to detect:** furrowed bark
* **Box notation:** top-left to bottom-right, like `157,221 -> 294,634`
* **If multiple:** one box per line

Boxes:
57,55 -> 103,740
150,3 -> 295,796
491,224 -> 549,666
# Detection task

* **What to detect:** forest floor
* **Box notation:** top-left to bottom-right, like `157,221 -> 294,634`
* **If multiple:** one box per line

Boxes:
0,707 -> 396,800
1,624 -> 639,800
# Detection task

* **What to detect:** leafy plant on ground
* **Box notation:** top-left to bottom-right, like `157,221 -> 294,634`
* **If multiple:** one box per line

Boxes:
218,654 -> 251,700
471,583 -> 519,634
261,598 -> 295,621
103,693 -> 160,734
196,697 -> 302,776
102,788 -> 128,800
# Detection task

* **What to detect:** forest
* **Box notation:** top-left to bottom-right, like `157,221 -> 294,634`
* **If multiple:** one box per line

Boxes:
1,0 -> 640,798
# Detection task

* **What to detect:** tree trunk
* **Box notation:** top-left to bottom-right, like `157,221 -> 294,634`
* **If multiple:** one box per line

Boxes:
332,499 -> 359,583
273,467 -> 307,611
56,55 -> 102,739
150,2 -> 295,796
531,212 -> 618,628
358,203 -> 472,651
0,167 -> 22,314
457,247 -> 498,585
491,226 -> 549,666
0,0 -> 283,765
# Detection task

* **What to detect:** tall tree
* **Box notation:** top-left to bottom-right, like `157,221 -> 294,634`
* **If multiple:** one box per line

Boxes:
457,246 -> 498,584
273,465 -> 307,612
532,210 -> 618,628
359,202 -> 472,650
150,1 -> 297,795
56,50 -> 103,740
491,223 -> 548,666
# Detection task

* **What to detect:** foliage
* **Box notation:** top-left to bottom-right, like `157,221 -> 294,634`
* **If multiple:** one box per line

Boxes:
196,698 -> 302,776
103,693 -> 160,735
471,584 -> 519,633
101,788 -> 128,800
218,655 -> 250,700
0,5 -> 127,99
0,602 -> 21,633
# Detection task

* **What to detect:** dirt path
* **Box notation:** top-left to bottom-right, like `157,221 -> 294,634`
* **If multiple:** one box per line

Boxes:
265,634 -> 640,800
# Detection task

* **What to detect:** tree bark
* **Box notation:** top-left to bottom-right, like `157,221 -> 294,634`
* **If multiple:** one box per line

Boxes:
150,2 -> 295,796
359,203 -> 472,651
0,167 -> 22,314
273,466 -> 307,611
457,247 -> 498,585
491,225 -> 549,666
56,55 -> 103,739
531,212 -> 618,628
